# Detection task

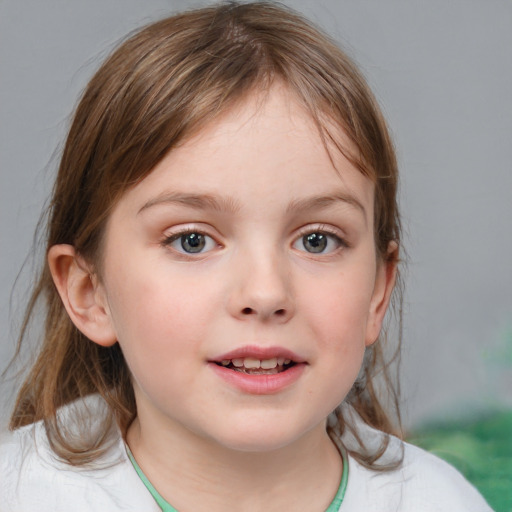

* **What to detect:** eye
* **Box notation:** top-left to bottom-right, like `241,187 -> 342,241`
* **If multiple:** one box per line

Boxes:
165,231 -> 217,254
293,231 -> 345,254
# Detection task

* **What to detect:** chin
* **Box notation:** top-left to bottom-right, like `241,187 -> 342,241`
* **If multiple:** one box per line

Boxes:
204,419 -> 322,454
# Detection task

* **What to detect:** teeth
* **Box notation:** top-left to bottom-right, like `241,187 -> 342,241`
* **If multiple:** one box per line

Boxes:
260,358 -> 277,369
220,357 -> 289,369
243,357 -> 260,369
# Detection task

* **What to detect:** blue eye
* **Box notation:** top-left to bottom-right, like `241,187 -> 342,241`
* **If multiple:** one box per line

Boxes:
294,231 -> 344,254
166,232 -> 216,254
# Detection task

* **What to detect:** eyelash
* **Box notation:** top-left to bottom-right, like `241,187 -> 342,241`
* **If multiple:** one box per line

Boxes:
293,226 -> 349,255
160,225 -> 349,257
161,227 -> 218,255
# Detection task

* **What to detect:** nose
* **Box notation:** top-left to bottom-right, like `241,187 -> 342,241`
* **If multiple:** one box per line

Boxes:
227,249 -> 295,323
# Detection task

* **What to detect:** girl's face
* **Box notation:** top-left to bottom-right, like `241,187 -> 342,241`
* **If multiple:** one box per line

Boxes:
97,85 -> 395,452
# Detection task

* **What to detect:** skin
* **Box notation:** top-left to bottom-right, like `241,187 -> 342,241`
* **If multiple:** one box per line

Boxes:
49,84 -> 397,511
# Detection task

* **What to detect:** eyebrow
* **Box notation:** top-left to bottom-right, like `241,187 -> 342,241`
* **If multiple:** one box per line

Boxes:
286,193 -> 368,225
138,192 -> 243,215
138,190 -> 367,224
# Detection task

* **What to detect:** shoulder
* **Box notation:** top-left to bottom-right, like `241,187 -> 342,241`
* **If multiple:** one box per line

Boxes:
0,419 -> 157,512
392,440 -> 492,511
400,441 -> 491,509
341,436 -> 493,511
334,405 -> 493,511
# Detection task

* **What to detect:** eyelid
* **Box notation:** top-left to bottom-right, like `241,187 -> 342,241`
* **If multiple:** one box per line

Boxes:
161,224 -> 221,255
295,224 -> 348,243
292,224 -> 349,254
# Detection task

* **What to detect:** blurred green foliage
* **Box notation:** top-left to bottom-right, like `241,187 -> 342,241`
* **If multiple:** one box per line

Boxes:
409,410 -> 512,511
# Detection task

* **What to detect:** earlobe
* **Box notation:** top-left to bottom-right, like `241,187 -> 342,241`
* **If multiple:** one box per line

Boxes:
365,242 -> 399,346
48,244 -> 117,347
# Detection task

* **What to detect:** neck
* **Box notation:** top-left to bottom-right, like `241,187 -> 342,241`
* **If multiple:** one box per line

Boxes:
126,416 -> 342,512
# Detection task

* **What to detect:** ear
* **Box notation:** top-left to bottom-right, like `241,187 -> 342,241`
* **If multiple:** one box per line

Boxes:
48,244 -> 117,347
365,242 -> 398,346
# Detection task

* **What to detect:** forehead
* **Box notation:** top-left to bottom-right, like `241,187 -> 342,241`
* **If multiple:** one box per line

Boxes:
113,84 -> 374,219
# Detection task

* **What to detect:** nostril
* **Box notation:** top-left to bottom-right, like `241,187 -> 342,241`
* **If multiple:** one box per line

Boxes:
239,307 -> 287,317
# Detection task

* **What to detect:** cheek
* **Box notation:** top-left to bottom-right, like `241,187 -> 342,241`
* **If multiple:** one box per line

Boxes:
299,267 -> 376,349
103,265 -> 217,380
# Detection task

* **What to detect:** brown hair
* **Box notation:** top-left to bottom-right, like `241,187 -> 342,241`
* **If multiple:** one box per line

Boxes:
10,1 -> 402,469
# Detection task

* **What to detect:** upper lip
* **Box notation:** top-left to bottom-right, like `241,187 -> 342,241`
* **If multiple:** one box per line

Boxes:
210,345 -> 306,363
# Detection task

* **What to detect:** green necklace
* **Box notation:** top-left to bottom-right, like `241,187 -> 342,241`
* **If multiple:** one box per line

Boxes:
126,445 -> 348,512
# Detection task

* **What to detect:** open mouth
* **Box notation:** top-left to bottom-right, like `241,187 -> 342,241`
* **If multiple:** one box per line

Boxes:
214,357 -> 296,375
209,349 -> 306,393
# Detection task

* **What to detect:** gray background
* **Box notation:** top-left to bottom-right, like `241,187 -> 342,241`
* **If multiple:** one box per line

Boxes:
1,0 -> 511,431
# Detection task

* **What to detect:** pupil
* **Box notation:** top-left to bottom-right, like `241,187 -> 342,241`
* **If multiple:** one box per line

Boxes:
304,233 -> 327,253
181,233 -> 205,253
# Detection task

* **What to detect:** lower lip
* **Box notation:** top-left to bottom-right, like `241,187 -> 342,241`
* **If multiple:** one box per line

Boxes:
209,363 -> 306,394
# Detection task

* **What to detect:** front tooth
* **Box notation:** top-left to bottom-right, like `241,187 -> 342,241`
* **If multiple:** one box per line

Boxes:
232,358 -> 244,367
243,357 -> 260,369
260,358 -> 277,369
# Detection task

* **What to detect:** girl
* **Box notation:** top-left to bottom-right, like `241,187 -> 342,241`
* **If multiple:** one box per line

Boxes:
0,2 -> 492,510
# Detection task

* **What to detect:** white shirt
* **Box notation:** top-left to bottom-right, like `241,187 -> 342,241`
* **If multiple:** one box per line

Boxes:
0,408 -> 493,511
